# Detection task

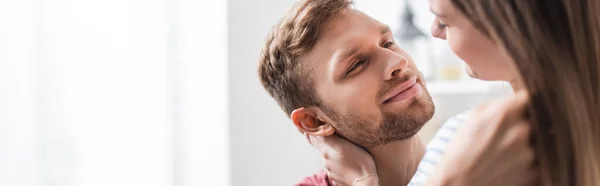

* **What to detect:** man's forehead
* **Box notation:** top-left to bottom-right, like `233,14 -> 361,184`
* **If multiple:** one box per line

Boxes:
323,10 -> 382,39
311,10 -> 386,54
300,11 -> 359,63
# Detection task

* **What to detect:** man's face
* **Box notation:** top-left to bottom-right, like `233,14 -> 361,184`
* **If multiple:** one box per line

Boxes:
302,9 -> 435,148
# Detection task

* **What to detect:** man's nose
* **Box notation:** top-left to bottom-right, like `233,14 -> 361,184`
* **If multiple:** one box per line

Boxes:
383,50 -> 409,81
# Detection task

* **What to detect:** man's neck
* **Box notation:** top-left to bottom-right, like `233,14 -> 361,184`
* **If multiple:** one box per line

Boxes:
366,136 -> 425,186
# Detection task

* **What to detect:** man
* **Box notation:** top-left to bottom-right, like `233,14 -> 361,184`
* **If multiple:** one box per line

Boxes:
258,0 -> 535,185
259,0 -> 434,184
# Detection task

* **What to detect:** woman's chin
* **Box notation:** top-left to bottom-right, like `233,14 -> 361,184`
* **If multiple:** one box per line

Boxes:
466,66 -> 481,79
465,66 -> 507,81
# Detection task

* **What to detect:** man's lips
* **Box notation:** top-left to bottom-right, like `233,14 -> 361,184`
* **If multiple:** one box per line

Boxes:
382,77 -> 420,104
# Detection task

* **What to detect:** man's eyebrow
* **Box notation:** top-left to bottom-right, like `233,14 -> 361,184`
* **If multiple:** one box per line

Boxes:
380,25 -> 391,35
337,46 -> 360,62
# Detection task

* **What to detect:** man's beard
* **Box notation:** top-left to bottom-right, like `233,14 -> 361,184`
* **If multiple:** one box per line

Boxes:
323,85 -> 435,148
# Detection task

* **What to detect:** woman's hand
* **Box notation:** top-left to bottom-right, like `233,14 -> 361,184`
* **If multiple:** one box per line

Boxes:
427,91 -> 538,186
306,134 -> 379,186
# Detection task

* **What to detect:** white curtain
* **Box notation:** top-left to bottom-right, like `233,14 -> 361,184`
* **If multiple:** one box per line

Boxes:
0,0 -> 228,185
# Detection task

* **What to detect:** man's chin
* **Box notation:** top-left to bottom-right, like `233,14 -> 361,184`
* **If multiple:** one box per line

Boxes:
357,127 -> 423,148
331,96 -> 435,148
381,101 -> 435,141
398,125 -> 424,140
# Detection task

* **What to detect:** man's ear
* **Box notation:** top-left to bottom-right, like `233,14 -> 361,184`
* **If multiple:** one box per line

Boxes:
291,107 -> 335,136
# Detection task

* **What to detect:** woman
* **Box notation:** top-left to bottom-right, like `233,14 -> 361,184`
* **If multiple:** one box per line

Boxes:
312,0 -> 600,185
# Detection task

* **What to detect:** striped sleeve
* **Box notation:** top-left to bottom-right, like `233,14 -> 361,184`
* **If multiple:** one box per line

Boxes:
407,111 -> 469,186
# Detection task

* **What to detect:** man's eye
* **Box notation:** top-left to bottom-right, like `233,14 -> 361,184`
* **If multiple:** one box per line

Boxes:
383,41 -> 394,48
347,59 -> 367,74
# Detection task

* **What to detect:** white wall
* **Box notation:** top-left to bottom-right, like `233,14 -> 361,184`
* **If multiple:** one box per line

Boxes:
0,0 -> 230,185
178,1 -> 230,186
1,0 -> 174,185
0,1 -> 38,185
228,0 -> 323,186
